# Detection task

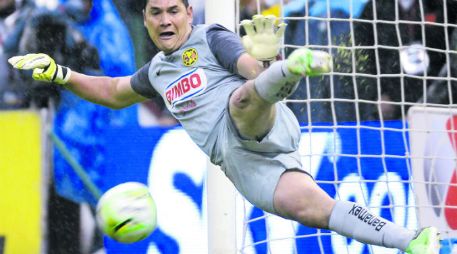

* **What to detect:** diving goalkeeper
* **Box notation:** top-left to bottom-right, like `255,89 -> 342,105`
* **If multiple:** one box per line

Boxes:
9,0 -> 439,253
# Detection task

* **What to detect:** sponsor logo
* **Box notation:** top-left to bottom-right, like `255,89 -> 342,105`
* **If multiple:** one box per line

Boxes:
175,100 -> 197,113
164,68 -> 207,107
348,204 -> 386,231
182,48 -> 198,66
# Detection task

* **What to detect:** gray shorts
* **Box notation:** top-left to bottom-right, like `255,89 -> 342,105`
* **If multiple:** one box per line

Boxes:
212,102 -> 303,214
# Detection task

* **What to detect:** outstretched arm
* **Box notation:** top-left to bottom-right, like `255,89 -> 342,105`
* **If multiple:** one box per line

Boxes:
9,53 -> 147,109
66,72 -> 146,109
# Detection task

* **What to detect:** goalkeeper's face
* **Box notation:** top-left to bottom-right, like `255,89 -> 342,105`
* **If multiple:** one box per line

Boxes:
143,0 -> 193,54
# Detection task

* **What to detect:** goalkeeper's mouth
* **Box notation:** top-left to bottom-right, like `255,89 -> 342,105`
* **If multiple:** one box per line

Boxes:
159,32 -> 175,39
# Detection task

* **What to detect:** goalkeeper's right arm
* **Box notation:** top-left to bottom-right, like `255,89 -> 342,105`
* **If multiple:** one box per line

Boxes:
8,53 -> 146,109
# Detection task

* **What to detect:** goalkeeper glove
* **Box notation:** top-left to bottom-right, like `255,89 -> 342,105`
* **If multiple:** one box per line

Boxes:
8,53 -> 72,85
241,14 -> 286,62
286,48 -> 332,77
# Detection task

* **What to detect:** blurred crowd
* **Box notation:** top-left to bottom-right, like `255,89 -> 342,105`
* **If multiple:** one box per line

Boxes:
243,0 -> 457,122
0,0 -> 181,125
3,0 -> 456,121
0,0 -> 205,124
0,0 -> 202,253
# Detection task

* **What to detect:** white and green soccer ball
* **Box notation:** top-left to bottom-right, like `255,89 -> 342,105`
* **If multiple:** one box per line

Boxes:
96,182 -> 157,243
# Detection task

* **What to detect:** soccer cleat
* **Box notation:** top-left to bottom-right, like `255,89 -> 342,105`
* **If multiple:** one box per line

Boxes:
405,227 -> 440,254
286,48 -> 332,77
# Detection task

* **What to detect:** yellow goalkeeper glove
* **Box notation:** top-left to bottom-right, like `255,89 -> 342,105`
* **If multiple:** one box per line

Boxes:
8,53 -> 72,85
286,48 -> 332,77
241,14 -> 286,62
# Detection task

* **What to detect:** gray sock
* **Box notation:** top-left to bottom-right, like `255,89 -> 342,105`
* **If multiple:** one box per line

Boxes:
254,61 -> 301,103
328,200 -> 415,251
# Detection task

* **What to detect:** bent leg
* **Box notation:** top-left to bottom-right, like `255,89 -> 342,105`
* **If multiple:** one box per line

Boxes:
229,61 -> 301,140
229,48 -> 331,139
273,171 -> 416,251
229,80 -> 276,140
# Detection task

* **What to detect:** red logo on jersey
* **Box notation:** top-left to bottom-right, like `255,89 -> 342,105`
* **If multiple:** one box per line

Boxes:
165,68 -> 207,106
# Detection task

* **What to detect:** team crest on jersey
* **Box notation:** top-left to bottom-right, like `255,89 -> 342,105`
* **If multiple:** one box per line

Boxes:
164,68 -> 207,107
182,48 -> 198,66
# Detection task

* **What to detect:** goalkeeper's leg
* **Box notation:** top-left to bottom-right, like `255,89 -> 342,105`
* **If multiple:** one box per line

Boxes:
254,48 -> 331,104
274,171 -> 439,253
228,60 -> 297,140
229,48 -> 330,140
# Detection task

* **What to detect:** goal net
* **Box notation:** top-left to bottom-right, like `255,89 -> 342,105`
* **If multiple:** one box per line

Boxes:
206,0 -> 457,253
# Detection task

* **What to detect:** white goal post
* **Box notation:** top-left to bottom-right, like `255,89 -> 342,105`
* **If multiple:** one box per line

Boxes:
204,2 -> 238,254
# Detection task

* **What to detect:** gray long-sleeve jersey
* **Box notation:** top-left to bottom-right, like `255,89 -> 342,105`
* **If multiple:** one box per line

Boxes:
131,24 -> 246,157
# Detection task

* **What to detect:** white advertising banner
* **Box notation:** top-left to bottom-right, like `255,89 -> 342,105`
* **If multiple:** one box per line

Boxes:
409,106 -> 457,239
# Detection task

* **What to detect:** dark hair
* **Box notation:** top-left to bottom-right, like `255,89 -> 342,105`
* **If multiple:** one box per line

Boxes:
144,0 -> 189,8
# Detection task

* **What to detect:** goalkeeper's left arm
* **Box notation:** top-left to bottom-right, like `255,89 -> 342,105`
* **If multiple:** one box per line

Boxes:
8,53 -> 146,109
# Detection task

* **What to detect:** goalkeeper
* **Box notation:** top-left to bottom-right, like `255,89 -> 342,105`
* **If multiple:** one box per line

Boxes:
9,0 -> 439,253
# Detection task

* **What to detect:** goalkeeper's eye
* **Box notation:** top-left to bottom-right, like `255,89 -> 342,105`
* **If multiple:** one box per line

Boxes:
168,7 -> 179,15
148,7 -> 162,16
